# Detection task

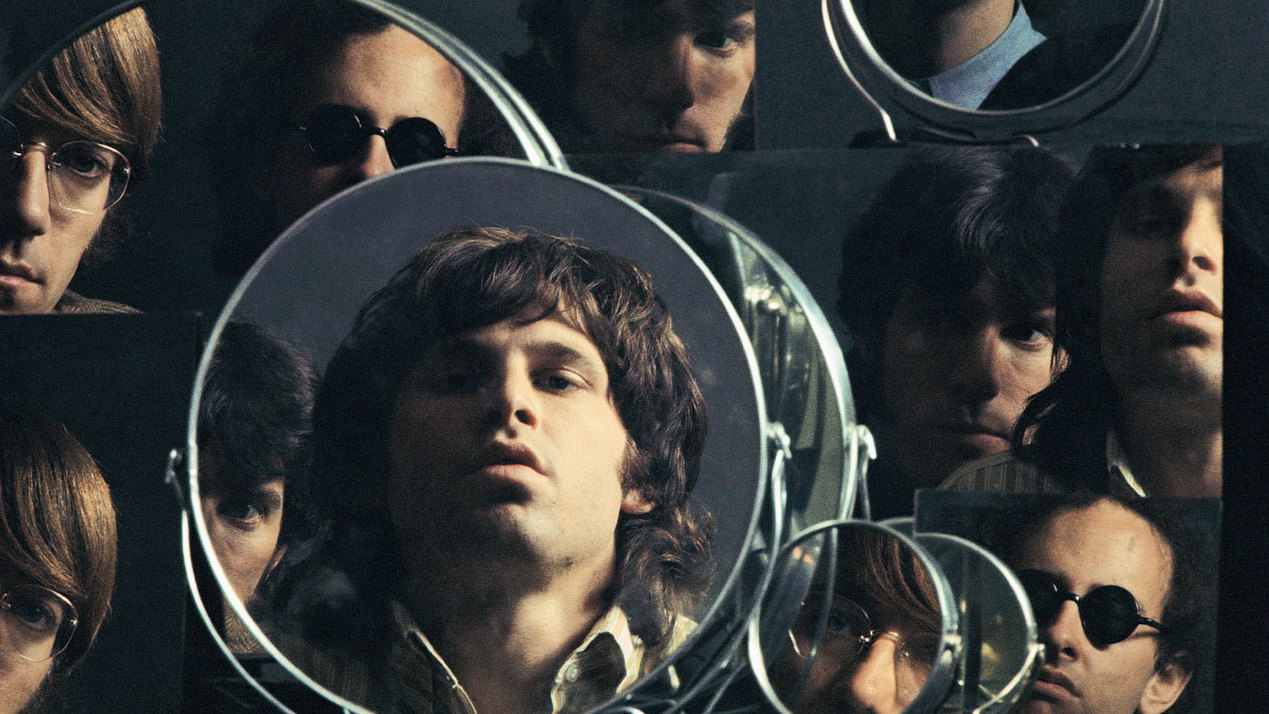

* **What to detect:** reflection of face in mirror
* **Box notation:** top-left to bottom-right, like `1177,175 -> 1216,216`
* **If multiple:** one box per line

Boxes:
0,406 -> 117,714
947,146 -> 1223,499
278,228 -> 712,713
838,147 -> 1075,518
212,0 -> 481,278
1006,498 -> 1196,714
771,528 -> 942,714
510,0 -> 756,153
853,0 -> 1146,109
1,8 -> 160,314
197,321 -> 317,626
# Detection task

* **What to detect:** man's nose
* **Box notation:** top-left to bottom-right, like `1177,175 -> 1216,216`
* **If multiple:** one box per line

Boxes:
647,34 -> 705,116
844,637 -> 903,714
4,152 -> 52,239
353,135 -> 395,182
1173,198 -> 1223,281
948,329 -> 1004,408
490,370 -> 539,431
1040,600 -> 1085,662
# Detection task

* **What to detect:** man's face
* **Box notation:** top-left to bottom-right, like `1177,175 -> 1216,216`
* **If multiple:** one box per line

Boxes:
1,118 -> 107,314
876,274 -> 1058,486
1100,158 -> 1223,406
387,311 -> 652,578
265,25 -> 465,231
0,633 -> 52,714
569,0 -> 756,153
1015,501 -> 1188,714
198,444 -> 286,605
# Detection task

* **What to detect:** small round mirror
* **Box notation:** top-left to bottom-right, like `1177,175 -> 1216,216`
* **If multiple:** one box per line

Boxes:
756,520 -> 960,714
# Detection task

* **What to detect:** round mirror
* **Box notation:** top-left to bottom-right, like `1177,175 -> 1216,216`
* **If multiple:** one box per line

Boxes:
617,187 -> 860,531
823,0 -> 1166,139
755,520 -> 960,714
911,532 -> 1041,714
188,158 -> 769,712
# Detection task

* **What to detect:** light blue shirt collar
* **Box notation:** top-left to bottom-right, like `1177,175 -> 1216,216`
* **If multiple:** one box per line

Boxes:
923,2 -> 1046,109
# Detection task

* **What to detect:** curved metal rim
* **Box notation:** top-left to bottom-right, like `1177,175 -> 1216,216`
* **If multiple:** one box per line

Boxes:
188,156 -> 770,712
747,519 -> 962,714
823,0 -> 1168,139
356,0 -> 567,170
912,531 -> 1044,714
614,186 -> 859,525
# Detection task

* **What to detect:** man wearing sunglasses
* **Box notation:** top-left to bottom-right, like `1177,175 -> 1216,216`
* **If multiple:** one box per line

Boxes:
211,0 -> 477,277
1005,495 -> 1214,714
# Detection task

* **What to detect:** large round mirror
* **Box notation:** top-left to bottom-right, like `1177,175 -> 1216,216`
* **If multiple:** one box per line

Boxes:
617,187 -> 860,531
823,0 -> 1167,139
754,520 -> 960,714
188,158 -> 768,712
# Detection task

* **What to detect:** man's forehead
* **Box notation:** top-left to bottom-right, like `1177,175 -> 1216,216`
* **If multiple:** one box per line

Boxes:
431,311 -> 602,358
590,0 -> 755,23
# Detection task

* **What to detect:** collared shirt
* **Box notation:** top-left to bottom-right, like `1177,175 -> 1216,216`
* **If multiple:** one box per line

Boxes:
918,2 -> 1047,109
289,600 -> 694,714
53,289 -> 137,314
938,432 -> 1147,498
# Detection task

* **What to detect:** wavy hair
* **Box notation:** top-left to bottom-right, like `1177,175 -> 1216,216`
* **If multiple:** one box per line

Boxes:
1013,145 -> 1222,489
307,227 -> 712,653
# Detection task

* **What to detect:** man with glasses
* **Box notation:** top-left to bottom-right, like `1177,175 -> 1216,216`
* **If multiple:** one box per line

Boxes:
1,8 -> 161,315
770,526 -> 943,714
212,0 -> 509,277
0,404 -> 118,714
1002,495 -> 1213,714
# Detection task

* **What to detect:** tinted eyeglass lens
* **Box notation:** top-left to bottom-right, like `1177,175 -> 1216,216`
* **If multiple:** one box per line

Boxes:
384,117 -> 447,167
1079,585 -> 1140,647
1017,570 -> 1141,647
301,106 -> 367,165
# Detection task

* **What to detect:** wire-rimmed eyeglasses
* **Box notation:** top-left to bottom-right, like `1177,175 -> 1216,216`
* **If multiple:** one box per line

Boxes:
2,115 -> 131,215
1,581 -> 79,663
792,593 -> 942,699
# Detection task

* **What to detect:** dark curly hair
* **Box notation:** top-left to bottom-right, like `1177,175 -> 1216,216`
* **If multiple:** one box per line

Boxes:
1013,145 -> 1222,490
304,226 -> 712,655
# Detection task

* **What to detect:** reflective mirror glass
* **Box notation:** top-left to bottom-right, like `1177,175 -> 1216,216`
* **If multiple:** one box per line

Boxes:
912,532 -> 1039,714
618,187 -> 857,530
758,520 -> 959,714
190,159 -> 767,712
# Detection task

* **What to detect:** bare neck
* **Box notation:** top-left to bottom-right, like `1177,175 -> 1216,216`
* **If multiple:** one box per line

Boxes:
1117,393 -> 1222,498
404,558 -> 615,714
863,0 -> 1017,77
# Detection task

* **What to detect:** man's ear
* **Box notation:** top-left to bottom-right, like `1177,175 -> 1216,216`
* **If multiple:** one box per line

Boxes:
1138,654 -> 1193,714
620,489 -> 655,515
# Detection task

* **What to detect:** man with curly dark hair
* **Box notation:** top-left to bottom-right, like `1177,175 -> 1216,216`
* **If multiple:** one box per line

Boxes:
280,226 -> 713,714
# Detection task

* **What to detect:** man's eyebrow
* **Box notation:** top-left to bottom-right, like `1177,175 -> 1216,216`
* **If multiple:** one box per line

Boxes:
528,340 -> 606,370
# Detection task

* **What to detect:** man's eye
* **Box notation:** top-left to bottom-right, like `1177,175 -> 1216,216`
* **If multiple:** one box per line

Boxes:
5,596 -> 56,632
54,145 -> 111,178
216,498 -> 264,524
695,30 -> 738,50
537,372 -> 581,392
1001,323 -> 1052,347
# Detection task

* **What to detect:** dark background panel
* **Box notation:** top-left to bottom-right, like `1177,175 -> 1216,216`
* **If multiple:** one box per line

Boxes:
0,313 -> 200,713
757,0 -> 1269,147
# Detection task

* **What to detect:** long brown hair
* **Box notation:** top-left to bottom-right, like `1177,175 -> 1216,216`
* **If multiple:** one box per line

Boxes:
0,404 -> 118,675
11,7 -> 162,181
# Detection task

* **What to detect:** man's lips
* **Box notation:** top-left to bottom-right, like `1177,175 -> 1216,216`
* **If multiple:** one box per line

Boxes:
467,442 -> 544,477
1152,291 -> 1222,321
1031,667 -> 1080,702
0,260 -> 40,284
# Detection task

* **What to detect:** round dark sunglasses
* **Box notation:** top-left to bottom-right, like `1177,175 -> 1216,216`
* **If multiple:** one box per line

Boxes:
292,104 -> 459,167
1017,569 -> 1166,648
